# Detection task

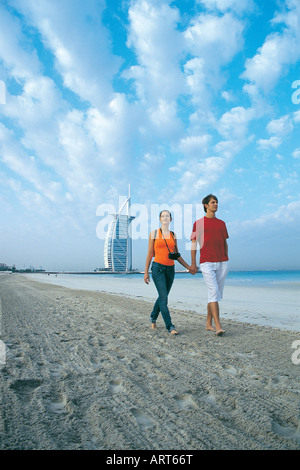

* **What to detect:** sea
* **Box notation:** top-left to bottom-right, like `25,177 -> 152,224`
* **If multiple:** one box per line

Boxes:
37,269 -> 300,284
78,269 -> 300,286
26,270 -> 300,332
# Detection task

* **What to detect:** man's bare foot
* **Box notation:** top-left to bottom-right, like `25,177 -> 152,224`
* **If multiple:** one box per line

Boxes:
151,323 -> 157,329
170,329 -> 178,335
216,329 -> 225,336
206,326 -> 216,332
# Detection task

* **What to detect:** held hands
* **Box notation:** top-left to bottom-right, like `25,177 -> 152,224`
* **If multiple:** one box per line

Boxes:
189,264 -> 198,275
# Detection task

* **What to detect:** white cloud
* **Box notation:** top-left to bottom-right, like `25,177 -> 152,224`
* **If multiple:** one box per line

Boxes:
277,172 -> 298,191
214,139 -> 246,159
58,110 -> 100,191
292,148 -> 300,159
184,12 -> 244,67
125,2 -> 246,113
293,110 -> 300,123
168,155 -> 230,203
182,11 -> 245,110
240,200 -> 300,228
0,123 -> 61,202
242,1 -> 300,98
148,99 -> 183,140
0,3 -> 40,79
0,0 -> 139,209
10,0 -> 121,108
221,90 -> 235,102
5,75 -> 64,128
242,35 -> 289,94
125,0 -> 184,104
178,134 -> 211,159
267,114 -> 294,136
257,111 -> 299,155
2,76 -> 100,207
86,93 -> 140,175
184,57 -> 210,108
217,106 -> 254,140
229,198 -> 300,269
257,136 -> 282,151
138,152 -> 166,180
199,0 -> 255,14
171,105 -> 256,203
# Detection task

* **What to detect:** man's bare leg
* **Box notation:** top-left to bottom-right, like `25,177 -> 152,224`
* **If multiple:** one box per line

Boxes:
207,302 -> 225,335
206,304 -> 216,331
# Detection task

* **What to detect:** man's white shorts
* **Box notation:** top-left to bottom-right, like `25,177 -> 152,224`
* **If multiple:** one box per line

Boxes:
200,261 -> 229,303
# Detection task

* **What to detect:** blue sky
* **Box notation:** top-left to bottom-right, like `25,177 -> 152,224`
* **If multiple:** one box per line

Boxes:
0,0 -> 300,271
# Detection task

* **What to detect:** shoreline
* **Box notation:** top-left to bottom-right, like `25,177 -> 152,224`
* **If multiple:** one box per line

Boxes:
22,272 -> 300,332
0,274 -> 299,450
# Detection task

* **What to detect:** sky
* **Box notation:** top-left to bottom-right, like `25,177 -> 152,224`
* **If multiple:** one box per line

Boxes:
0,0 -> 300,272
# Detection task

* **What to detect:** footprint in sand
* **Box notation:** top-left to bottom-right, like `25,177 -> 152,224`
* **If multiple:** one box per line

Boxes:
131,408 -> 156,430
48,392 -> 68,414
200,392 -> 217,406
6,340 -> 25,363
117,354 -> 127,363
109,379 -> 125,394
49,363 -> 68,379
223,364 -> 238,376
271,417 -> 300,445
10,378 -> 42,402
174,394 -> 198,410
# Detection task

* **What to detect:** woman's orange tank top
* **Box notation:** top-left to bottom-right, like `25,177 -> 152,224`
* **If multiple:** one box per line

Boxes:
153,229 -> 176,266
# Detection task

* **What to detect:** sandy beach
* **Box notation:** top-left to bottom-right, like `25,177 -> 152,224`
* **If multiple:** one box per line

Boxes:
0,273 -> 299,450
25,271 -> 300,332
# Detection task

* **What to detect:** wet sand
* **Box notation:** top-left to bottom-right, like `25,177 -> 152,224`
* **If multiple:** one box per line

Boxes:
0,274 -> 299,450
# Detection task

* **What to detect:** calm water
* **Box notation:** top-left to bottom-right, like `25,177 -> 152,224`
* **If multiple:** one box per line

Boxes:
81,270 -> 300,287
219,270 -> 300,287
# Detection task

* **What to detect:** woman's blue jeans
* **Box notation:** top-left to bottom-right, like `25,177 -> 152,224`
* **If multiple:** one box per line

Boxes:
150,261 -> 175,332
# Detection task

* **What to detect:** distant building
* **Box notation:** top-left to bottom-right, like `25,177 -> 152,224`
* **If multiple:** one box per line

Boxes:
104,187 -> 135,272
0,263 -> 13,271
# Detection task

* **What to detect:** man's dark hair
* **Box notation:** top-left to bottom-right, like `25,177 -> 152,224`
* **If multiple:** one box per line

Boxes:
202,194 -> 218,213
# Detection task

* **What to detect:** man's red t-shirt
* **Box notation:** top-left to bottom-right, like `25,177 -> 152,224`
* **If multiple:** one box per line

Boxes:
190,217 -> 229,263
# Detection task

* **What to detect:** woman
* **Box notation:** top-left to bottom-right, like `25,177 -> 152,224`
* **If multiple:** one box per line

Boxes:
144,210 -> 193,334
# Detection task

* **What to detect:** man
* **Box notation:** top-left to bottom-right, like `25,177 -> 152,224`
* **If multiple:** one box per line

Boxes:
190,194 -> 229,336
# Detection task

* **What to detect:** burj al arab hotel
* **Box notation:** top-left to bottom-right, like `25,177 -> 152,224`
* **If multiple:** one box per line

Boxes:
104,186 -> 135,272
